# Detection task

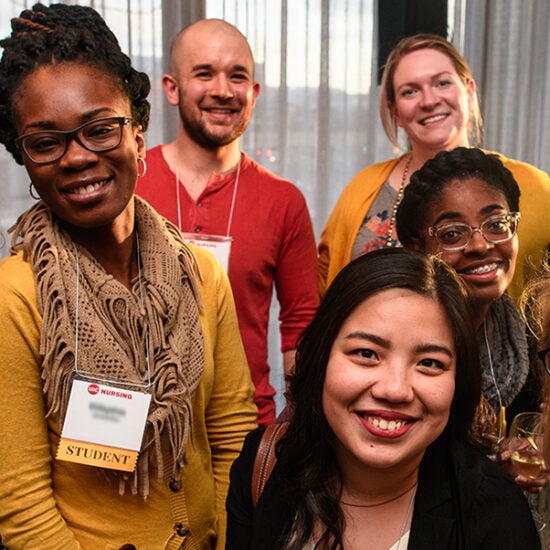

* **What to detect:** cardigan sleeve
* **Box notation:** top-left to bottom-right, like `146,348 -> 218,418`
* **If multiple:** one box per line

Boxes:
198,250 -> 258,550
317,158 -> 400,296
497,154 -> 550,302
0,256 -> 82,549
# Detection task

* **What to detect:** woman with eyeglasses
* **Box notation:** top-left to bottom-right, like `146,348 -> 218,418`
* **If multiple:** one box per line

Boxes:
318,34 -> 550,304
0,4 -> 257,549
396,146 -> 548,493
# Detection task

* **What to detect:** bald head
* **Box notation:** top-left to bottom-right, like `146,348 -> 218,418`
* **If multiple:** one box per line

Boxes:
162,17 -> 260,149
171,19 -> 255,76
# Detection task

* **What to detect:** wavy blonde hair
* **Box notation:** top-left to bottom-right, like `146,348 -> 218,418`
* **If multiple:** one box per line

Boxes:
379,33 -> 483,151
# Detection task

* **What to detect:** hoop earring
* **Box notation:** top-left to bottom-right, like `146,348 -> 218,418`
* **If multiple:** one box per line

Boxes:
29,182 -> 40,200
137,156 -> 147,178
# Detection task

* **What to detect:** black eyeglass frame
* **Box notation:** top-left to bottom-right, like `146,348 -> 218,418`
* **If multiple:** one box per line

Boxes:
427,212 -> 521,252
538,347 -> 550,376
15,116 -> 132,165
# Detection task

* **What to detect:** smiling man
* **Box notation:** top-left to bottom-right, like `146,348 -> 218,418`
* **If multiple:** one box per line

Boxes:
136,19 -> 318,425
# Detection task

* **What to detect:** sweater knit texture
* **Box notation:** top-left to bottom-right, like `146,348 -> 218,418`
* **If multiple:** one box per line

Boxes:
0,203 -> 257,549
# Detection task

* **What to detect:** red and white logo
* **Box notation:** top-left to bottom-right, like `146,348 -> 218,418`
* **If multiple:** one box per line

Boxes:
87,384 -> 100,396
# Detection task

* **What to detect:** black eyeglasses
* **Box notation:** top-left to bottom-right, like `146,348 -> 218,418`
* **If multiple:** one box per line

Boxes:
538,347 -> 550,376
15,116 -> 131,165
427,212 -> 521,252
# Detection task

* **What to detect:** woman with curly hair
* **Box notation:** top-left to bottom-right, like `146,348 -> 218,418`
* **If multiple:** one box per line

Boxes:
396,146 -> 548,494
0,3 -> 256,548
226,248 -> 539,549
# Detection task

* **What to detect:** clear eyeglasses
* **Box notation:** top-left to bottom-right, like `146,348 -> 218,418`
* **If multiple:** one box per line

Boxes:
15,116 -> 131,165
427,212 -> 520,252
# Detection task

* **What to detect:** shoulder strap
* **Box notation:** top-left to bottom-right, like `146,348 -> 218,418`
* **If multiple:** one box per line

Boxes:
251,422 -> 289,507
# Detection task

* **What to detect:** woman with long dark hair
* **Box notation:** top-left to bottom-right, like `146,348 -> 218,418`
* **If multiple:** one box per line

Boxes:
226,248 -> 539,549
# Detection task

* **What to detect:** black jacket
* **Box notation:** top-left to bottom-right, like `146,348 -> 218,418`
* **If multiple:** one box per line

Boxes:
226,427 -> 541,549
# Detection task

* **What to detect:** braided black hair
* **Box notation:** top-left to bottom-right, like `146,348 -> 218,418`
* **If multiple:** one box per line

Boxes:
0,2 -> 150,164
396,147 -> 520,247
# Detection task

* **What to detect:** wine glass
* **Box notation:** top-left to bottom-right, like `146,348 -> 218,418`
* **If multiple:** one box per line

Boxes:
508,412 -> 545,479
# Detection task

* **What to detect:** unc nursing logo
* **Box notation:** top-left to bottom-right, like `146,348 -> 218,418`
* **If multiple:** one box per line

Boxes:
87,384 -> 100,396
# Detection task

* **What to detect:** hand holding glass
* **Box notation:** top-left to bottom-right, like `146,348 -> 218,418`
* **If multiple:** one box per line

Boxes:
508,412 -> 545,479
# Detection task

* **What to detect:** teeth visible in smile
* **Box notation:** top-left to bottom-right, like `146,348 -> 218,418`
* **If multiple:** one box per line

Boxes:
367,416 -> 406,431
422,114 -> 446,124
464,262 -> 498,275
73,180 -> 107,195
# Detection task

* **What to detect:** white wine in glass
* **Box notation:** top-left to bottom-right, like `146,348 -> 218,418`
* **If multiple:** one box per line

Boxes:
508,412 -> 545,479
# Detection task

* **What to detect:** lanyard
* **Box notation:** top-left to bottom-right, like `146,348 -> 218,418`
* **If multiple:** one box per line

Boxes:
483,320 -> 506,438
73,233 -> 152,390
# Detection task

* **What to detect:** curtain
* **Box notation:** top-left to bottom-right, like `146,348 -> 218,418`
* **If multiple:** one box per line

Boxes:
459,0 -> 550,167
1,0 -> 549,247
2,0 -> 548,251
204,0 -> 392,236
1,0 -> 548,411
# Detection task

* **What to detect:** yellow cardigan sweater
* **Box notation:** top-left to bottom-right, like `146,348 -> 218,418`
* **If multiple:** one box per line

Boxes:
0,246 -> 257,550
318,152 -> 550,301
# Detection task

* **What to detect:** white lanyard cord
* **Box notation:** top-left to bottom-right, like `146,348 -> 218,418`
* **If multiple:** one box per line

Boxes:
135,231 -> 152,390
224,158 -> 241,236
73,235 -> 152,390
176,172 -> 183,231
74,242 -> 80,377
483,319 -> 504,437
176,156 -> 241,237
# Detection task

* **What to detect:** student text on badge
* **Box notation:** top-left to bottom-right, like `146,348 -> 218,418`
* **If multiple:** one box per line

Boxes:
66,444 -> 132,465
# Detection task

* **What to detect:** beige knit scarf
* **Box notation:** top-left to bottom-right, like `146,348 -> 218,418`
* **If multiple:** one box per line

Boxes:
10,197 -> 204,498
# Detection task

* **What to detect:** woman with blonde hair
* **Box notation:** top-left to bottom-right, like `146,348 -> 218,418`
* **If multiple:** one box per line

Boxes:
318,34 -> 550,303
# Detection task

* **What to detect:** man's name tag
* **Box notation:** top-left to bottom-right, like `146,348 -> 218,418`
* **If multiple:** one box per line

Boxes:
57,380 -> 151,472
181,232 -> 232,273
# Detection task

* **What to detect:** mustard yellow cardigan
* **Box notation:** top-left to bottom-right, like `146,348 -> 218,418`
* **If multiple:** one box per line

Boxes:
0,246 -> 257,549
318,152 -> 550,301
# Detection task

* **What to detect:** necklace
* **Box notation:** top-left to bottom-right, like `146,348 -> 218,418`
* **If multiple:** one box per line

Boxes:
483,320 -> 507,439
386,153 -> 413,247
72,234 -> 153,390
340,481 -> 417,508
395,484 -> 417,550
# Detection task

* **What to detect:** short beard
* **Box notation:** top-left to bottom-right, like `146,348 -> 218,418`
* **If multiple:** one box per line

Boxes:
179,106 -> 249,150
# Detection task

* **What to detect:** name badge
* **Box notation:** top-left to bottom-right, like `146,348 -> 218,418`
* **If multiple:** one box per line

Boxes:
181,232 -> 232,273
57,380 -> 151,472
